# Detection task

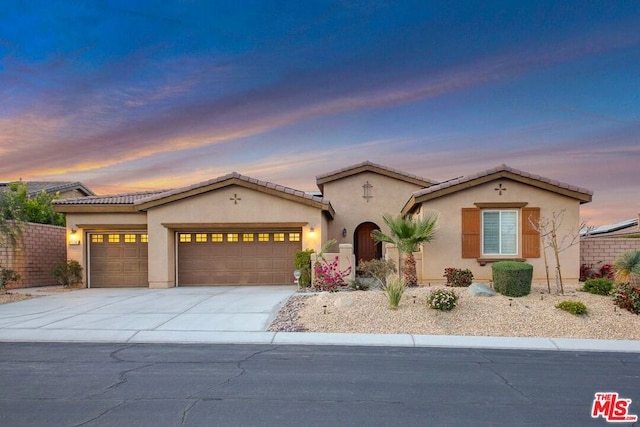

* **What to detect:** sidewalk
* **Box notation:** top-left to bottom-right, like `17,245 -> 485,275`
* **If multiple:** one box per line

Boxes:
1,286 -> 639,352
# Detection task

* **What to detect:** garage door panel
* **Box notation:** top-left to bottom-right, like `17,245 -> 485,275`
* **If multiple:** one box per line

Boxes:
89,233 -> 148,288
178,230 -> 301,285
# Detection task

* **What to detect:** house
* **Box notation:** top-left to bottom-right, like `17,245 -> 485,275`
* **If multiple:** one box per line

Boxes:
53,161 -> 592,288
0,181 -> 95,199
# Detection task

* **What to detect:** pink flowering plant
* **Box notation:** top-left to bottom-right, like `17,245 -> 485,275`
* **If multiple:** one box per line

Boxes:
312,239 -> 352,292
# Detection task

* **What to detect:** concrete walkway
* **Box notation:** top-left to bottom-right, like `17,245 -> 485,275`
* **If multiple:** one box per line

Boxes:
1,286 -> 639,353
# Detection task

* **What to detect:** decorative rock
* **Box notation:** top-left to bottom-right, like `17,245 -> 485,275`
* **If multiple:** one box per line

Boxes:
467,283 -> 497,297
334,297 -> 353,307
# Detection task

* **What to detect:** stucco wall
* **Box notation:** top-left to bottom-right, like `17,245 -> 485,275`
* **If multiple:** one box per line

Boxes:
0,222 -> 66,288
321,172 -> 425,253
418,179 -> 582,284
146,185 -> 326,288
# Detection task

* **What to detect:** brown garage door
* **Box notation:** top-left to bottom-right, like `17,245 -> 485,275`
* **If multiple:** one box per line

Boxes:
177,230 -> 301,285
89,233 -> 148,288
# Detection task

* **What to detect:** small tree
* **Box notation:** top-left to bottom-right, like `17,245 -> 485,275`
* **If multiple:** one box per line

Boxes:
529,210 -> 583,295
372,212 -> 438,287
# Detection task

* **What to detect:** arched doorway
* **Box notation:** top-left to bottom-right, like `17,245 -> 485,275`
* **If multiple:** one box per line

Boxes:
354,222 -> 382,265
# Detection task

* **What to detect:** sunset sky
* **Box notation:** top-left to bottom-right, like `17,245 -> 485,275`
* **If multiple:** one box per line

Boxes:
1,1 -> 639,226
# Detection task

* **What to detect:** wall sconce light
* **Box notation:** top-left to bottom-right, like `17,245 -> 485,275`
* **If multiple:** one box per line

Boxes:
342,228 -> 347,237
309,227 -> 315,237
68,228 -> 81,246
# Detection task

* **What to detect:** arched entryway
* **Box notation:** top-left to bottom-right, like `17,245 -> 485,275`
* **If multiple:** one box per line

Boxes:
354,222 -> 382,265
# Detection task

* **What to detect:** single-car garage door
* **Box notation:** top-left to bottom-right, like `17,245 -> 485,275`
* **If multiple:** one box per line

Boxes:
89,232 -> 148,288
177,230 -> 301,285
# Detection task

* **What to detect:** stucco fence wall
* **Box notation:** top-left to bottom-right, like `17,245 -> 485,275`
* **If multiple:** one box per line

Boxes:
0,222 -> 66,289
580,237 -> 640,268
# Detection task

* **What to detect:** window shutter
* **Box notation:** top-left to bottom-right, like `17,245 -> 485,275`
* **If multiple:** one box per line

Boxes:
461,208 -> 480,258
522,207 -> 540,258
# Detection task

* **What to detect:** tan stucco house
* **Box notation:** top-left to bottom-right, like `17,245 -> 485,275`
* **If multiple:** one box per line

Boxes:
53,161 -> 592,288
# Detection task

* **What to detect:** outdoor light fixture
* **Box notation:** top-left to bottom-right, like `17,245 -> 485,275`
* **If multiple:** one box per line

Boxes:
342,228 -> 347,237
68,228 -> 80,246
309,227 -> 315,237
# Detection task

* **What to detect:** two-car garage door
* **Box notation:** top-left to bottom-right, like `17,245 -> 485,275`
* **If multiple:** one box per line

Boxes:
177,230 -> 301,285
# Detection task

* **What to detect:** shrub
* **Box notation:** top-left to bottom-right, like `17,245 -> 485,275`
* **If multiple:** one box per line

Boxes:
383,277 -> 405,309
582,278 -> 614,296
52,260 -> 83,288
443,268 -> 473,287
349,278 -> 371,291
613,283 -> 640,315
0,266 -> 21,290
427,289 -> 458,311
294,249 -> 314,287
580,263 -> 614,281
556,300 -> 588,315
492,261 -> 533,297
356,258 -> 397,286
312,256 -> 351,292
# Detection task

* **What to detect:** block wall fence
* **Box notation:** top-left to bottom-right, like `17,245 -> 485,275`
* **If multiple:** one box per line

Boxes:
580,237 -> 640,268
0,222 -> 66,289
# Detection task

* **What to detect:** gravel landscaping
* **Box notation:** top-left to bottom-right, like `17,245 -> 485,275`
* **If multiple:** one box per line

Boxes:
269,282 -> 640,340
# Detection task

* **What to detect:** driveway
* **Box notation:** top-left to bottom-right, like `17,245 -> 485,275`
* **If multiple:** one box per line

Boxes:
0,286 -> 295,344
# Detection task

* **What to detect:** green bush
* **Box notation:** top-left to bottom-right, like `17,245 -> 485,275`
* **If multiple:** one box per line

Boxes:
294,249 -> 314,287
0,266 -> 21,290
383,277 -> 405,309
491,261 -> 533,297
427,289 -> 458,311
52,260 -> 83,288
443,268 -> 474,287
556,300 -> 587,315
613,283 -> 640,315
582,278 -> 614,296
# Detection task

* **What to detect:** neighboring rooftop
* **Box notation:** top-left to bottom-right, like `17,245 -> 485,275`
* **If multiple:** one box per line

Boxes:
0,181 -> 95,198
581,217 -> 639,237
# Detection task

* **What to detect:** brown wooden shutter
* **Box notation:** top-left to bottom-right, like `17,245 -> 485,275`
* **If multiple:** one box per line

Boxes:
522,207 -> 540,258
461,208 -> 480,258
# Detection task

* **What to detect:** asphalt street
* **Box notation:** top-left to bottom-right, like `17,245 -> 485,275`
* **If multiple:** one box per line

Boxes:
0,343 -> 638,426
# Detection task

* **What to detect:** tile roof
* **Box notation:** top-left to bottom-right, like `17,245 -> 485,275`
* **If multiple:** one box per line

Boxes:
0,181 -> 95,197
53,190 -> 169,205
316,160 -> 438,190
135,172 -> 331,207
412,164 -> 593,198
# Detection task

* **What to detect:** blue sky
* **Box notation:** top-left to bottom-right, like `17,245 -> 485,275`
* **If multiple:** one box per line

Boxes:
1,1 -> 639,225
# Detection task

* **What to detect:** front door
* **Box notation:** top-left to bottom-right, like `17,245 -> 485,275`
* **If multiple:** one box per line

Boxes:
354,222 -> 382,264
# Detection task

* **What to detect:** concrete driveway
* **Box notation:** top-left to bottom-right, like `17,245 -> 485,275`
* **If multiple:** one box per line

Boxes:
0,286 -> 295,344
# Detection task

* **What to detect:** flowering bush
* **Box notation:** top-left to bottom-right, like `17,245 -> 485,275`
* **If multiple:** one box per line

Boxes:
427,289 -> 458,311
443,268 -> 474,287
580,263 -> 614,281
613,283 -> 640,315
313,256 -> 352,292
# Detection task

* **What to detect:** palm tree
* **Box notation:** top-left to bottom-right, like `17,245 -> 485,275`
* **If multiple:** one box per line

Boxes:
372,212 -> 438,287
614,250 -> 640,287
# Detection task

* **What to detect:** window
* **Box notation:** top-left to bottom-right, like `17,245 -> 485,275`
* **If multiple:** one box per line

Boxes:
140,234 -> 148,243
124,234 -> 137,243
179,234 -> 192,243
211,233 -> 223,242
289,232 -> 301,242
243,233 -> 254,242
227,233 -> 239,242
108,234 -> 120,243
195,233 -> 208,242
273,233 -> 285,242
258,233 -> 269,242
482,210 -> 518,255
91,234 -> 104,243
